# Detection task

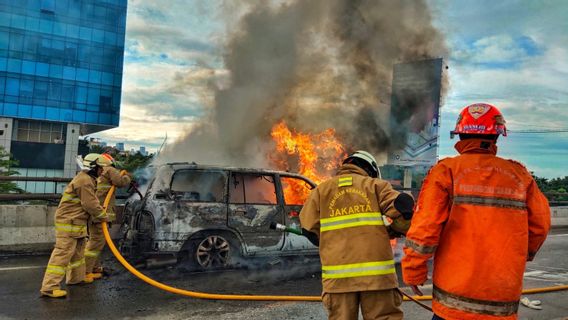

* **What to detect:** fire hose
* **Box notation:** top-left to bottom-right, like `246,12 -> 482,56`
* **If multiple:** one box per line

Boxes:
101,171 -> 568,307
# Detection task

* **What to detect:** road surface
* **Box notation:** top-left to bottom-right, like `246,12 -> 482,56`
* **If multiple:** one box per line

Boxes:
1,228 -> 567,319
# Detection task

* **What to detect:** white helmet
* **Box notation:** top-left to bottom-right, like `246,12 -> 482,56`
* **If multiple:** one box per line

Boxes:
82,153 -> 110,169
343,150 -> 381,178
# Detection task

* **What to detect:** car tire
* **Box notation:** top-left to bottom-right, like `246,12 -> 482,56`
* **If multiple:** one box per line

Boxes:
187,233 -> 241,271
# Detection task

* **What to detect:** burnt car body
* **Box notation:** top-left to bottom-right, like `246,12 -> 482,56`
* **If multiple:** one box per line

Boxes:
120,162 -> 319,270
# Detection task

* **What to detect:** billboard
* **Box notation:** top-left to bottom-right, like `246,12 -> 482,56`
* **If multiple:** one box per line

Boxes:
388,58 -> 443,167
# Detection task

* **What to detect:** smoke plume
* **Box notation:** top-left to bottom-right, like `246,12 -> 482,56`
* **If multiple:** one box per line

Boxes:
158,0 -> 448,169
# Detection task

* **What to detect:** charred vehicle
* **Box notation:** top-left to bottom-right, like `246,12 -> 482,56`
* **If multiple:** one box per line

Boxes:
120,163 -> 318,270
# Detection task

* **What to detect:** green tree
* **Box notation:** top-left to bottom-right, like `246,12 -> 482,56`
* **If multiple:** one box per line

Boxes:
89,144 -> 108,154
0,146 -> 24,194
114,151 -> 153,174
532,174 -> 568,203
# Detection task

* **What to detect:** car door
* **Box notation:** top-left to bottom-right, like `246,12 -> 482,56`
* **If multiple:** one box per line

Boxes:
167,169 -> 228,236
227,172 -> 284,253
278,175 -> 319,251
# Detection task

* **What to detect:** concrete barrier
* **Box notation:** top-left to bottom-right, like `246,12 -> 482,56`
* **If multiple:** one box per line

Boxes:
552,206 -> 568,217
0,205 -> 123,254
0,205 -> 567,254
551,206 -> 568,228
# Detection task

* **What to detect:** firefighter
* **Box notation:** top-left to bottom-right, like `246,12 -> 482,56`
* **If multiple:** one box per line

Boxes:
401,103 -> 551,320
40,153 -> 109,298
300,150 -> 414,320
84,153 -> 131,279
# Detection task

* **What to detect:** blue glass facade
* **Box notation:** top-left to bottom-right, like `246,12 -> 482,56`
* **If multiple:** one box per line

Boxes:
0,0 -> 126,133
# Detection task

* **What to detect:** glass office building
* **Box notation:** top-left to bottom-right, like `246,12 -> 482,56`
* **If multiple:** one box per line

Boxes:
0,0 -> 127,191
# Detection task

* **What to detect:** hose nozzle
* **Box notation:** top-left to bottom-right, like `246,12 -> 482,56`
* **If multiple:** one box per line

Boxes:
269,222 -> 303,235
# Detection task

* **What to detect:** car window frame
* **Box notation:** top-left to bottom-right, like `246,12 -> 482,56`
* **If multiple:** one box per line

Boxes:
169,169 -> 228,203
228,171 -> 279,206
277,173 -> 316,206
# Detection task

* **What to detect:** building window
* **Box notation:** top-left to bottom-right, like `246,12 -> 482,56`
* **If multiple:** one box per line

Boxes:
41,0 -> 56,14
15,120 -> 65,144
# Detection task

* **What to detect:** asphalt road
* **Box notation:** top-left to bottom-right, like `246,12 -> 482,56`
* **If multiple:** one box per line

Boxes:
1,228 -> 567,320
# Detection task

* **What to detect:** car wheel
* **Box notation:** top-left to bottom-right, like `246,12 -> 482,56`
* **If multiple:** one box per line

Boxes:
191,234 -> 238,270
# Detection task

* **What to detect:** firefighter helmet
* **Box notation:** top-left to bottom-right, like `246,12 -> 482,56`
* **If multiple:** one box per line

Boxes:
343,150 -> 381,178
100,153 -> 116,167
82,153 -> 111,169
451,103 -> 507,138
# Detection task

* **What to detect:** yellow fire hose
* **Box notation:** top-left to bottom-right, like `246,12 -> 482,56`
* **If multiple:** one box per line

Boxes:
100,171 -> 568,304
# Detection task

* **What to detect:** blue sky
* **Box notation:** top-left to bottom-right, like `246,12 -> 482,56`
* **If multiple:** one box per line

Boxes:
94,0 -> 568,178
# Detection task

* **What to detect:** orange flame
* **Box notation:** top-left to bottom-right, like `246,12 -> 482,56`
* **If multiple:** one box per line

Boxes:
270,120 -> 347,205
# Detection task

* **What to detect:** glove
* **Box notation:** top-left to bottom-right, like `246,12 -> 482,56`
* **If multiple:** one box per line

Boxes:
520,297 -> 542,310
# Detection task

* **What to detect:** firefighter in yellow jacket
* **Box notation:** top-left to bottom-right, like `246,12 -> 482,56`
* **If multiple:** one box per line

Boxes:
40,153 -> 109,298
84,153 -> 131,279
300,151 -> 414,320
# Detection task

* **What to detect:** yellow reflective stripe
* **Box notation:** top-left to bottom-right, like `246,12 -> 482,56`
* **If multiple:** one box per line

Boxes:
322,260 -> 396,279
85,250 -> 101,258
46,264 -> 66,275
54,223 -> 86,233
97,183 -> 112,191
338,176 -> 353,187
321,212 -> 383,232
61,192 -> 80,203
68,258 -> 85,269
94,211 -> 107,219
322,212 -> 382,223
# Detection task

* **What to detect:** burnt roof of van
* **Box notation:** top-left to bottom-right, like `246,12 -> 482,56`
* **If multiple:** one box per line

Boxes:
161,162 -> 317,186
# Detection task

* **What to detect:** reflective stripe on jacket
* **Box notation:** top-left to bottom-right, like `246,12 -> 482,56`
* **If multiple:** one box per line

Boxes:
401,139 -> 551,320
55,171 -> 105,237
300,164 -> 404,293
96,166 -> 131,219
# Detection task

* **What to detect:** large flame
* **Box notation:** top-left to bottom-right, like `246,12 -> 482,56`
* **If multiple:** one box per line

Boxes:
270,121 -> 399,252
270,120 -> 347,205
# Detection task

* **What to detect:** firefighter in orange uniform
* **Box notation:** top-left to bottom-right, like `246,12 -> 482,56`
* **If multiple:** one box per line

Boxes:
300,151 -> 414,320
402,103 -> 551,320
40,153 -> 109,298
84,153 -> 131,279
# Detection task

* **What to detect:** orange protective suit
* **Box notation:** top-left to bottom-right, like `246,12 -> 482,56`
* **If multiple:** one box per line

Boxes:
402,139 -> 551,320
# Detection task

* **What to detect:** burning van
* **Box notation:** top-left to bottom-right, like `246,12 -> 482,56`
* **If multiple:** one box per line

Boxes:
119,162 -> 318,270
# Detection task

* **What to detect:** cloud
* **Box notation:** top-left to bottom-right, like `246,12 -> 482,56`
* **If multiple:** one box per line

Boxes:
91,103 -> 197,152
104,0 -> 568,179
124,0 -> 223,62
452,34 -> 542,68
431,1 -> 568,178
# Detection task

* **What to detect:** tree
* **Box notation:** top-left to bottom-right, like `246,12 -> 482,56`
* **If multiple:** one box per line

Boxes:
114,151 -> 153,173
0,146 -> 24,194
89,144 -> 108,154
532,174 -> 568,203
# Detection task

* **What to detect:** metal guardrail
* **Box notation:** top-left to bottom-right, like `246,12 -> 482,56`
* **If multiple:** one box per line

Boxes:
0,193 -> 130,201
0,176 -> 72,182
0,176 -> 127,201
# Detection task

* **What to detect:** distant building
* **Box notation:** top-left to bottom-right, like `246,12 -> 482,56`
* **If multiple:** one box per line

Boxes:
115,142 -> 124,151
139,146 -> 146,156
0,0 -> 128,192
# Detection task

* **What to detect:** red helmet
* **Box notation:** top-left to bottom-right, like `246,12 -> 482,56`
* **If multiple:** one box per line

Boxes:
100,153 -> 116,167
450,103 -> 507,138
